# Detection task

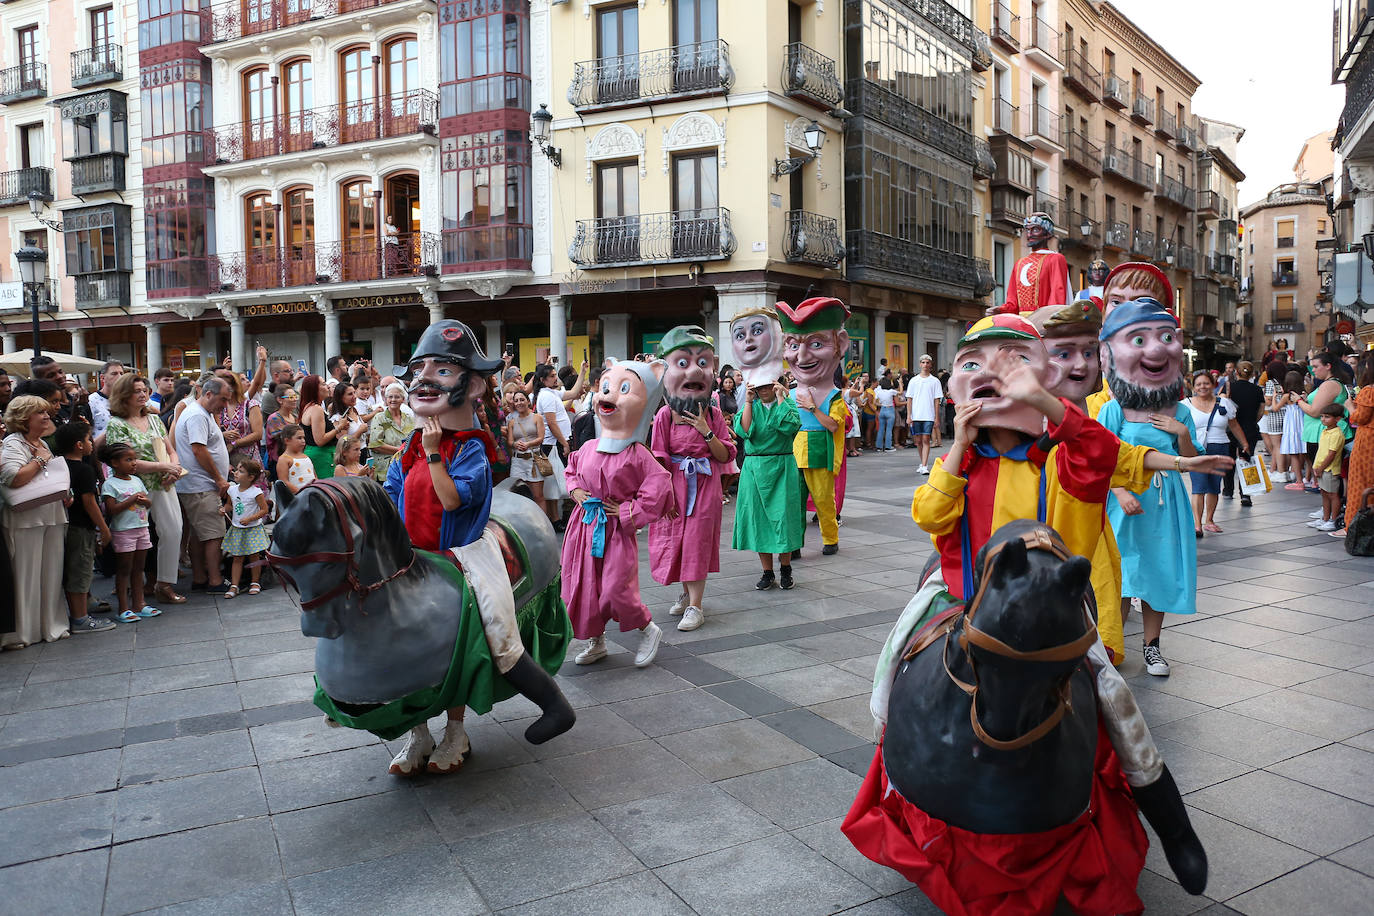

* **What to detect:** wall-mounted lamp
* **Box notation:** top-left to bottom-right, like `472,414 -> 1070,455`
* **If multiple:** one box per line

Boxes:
531,104 -> 562,169
1362,230 -> 1374,262
27,191 -> 63,232
773,120 -> 825,180
1079,219 -> 1092,237
687,262 -> 704,284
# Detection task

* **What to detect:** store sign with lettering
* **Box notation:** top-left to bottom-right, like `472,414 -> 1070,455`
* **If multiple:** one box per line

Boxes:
0,282 -> 25,312
241,301 -> 316,317
335,294 -> 421,310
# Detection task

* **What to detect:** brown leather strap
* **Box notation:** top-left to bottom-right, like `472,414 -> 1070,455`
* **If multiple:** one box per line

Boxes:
901,606 -> 963,662
968,679 -> 1073,752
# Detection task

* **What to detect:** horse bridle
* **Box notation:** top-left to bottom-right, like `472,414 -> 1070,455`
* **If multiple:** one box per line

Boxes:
264,478 -> 415,611
940,528 -> 1098,752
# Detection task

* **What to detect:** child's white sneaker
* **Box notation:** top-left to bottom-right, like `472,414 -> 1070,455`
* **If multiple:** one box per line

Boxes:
575,636 -> 607,665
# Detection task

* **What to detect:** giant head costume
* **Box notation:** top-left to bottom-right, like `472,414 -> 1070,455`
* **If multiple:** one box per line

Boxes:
1101,262 -> 1173,322
729,305 -> 786,388
405,319 -> 504,425
777,296 -> 851,393
1100,297 -> 1185,417
594,358 -> 666,453
1023,211 -> 1056,249
949,313 -> 1055,436
1086,258 -> 1110,290
1028,300 -> 1103,407
657,324 -> 717,416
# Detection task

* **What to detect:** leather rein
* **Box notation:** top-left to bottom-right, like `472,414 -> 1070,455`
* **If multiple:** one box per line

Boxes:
905,528 -> 1098,753
264,478 -> 416,611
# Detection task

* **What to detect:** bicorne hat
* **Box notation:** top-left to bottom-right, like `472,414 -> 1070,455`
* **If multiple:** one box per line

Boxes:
407,319 -> 504,374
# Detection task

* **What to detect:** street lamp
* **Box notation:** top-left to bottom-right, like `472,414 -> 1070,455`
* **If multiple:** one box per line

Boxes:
15,243 -> 48,359
530,104 -> 561,168
26,190 -> 63,232
773,120 -> 827,179
1363,230 -> 1374,263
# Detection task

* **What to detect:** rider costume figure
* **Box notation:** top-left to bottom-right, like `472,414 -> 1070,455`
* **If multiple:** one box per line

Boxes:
1000,212 -> 1072,315
562,359 -> 674,667
1076,257 -> 1110,305
384,319 -> 575,775
649,326 -> 737,633
777,297 -> 849,556
853,313 -> 1212,910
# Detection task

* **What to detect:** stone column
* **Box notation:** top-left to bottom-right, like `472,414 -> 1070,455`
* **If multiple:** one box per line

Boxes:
873,309 -> 889,375
483,319 -> 503,359
715,281 -> 777,361
143,323 -> 162,373
601,313 -> 631,361
2,331 -> 16,353
423,288 -> 444,326
69,328 -> 86,359
323,311 -> 340,362
214,301 -> 245,374
547,295 -> 567,365
199,325 -> 218,373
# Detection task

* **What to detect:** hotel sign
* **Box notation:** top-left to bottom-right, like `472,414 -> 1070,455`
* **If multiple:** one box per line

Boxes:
335,294 -> 423,310
241,300 -> 317,317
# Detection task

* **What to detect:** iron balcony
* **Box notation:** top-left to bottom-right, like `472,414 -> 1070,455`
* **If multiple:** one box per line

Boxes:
1131,95 -> 1154,125
1131,228 -> 1155,258
972,137 -> 996,180
1025,18 -> 1061,67
781,42 -> 842,109
0,166 -> 53,207
568,39 -> 734,111
1064,129 -> 1101,176
1177,123 -> 1196,150
1273,269 -> 1299,286
70,154 -> 126,194
1063,48 -> 1101,100
212,233 -> 441,292
73,271 -> 131,309
71,45 -> 122,88
991,2 -> 1019,52
1155,109 -> 1177,140
1061,209 -> 1101,250
568,208 -> 736,269
783,211 -> 844,269
1102,74 -> 1128,109
1103,220 -> 1129,251
1033,191 -> 1060,224
208,90 -> 438,164
0,63 -> 45,104
206,0 -> 416,43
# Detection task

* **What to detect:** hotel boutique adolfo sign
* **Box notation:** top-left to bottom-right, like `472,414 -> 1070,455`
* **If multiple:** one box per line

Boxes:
239,294 -> 425,318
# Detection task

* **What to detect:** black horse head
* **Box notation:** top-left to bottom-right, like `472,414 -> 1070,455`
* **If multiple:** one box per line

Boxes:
270,477 -> 416,639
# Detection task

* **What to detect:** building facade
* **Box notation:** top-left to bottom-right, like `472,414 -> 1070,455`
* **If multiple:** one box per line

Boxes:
1239,181 -> 1330,360
1331,0 -> 1374,346
1192,116 -> 1243,366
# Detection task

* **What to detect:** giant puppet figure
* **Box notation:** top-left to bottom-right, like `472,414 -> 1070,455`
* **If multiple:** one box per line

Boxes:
1086,262 -> 1175,419
729,305 -> 787,388
849,312 -> 1217,915
649,326 -> 737,632
777,297 -> 850,555
562,359 -> 674,667
1075,258 -> 1110,305
1000,211 -> 1072,315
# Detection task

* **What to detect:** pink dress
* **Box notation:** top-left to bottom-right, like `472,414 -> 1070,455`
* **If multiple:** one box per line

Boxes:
561,442 -> 674,640
648,405 -> 737,585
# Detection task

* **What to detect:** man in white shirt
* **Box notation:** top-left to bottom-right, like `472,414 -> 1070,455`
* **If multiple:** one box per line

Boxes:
904,355 -> 943,474
174,378 -> 232,594
88,360 -> 125,439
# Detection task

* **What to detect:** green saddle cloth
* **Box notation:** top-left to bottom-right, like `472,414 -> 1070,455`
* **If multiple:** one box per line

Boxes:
312,550 -> 572,740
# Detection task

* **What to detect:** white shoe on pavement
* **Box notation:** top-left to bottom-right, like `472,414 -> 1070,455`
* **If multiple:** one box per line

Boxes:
1309,509 -> 1326,519
917,465 -> 929,475
575,635 -> 607,665
668,591 -> 689,616
388,725 -> 435,776
1306,519 -> 1325,528
635,622 -> 662,667
678,605 -> 705,632
427,720 -> 471,774
1142,642 -> 1170,677
1317,520 -> 1338,532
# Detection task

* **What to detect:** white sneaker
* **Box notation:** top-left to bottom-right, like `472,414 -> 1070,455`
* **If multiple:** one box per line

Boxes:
668,591 -> 689,616
917,464 -> 929,475
1309,509 -> 1326,519
388,726 -> 435,776
635,622 -> 662,667
1318,520 -> 1338,532
1306,519 -> 1325,528
575,635 -> 607,665
427,721 -> 471,774
678,605 -> 705,632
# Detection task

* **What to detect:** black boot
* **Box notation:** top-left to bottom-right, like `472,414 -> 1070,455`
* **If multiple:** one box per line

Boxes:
501,653 -> 576,745
1132,765 -> 1208,895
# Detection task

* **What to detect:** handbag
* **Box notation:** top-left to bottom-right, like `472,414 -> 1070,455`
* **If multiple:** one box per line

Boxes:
1346,488 -> 1374,557
1236,454 -> 1272,497
531,451 -> 554,478
0,450 -> 71,512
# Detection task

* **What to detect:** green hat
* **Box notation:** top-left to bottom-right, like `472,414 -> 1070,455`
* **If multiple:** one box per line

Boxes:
656,324 -> 715,357
776,297 -> 850,334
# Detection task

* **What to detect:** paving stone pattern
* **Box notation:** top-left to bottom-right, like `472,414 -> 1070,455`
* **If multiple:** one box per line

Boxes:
1,448 -> 1372,914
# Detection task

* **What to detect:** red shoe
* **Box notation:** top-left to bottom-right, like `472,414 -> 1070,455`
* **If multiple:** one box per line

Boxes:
1283,482 -> 1306,491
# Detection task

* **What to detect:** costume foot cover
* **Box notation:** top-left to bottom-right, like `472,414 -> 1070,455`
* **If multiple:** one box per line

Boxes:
502,653 -> 576,744
428,721 -> 471,773
389,725 -> 435,776
1133,765 -> 1208,895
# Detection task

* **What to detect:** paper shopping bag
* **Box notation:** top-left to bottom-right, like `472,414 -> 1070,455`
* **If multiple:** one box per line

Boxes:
1237,455 -> 1272,497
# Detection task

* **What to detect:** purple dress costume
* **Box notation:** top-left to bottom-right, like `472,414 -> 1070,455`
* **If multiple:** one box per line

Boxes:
560,442 -> 674,640
648,405 -> 737,585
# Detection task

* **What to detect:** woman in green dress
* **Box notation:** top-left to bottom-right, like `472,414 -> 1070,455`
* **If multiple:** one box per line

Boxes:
367,382 -> 415,484
733,378 -> 803,590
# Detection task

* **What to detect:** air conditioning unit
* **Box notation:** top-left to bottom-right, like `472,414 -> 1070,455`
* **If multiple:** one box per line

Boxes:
1103,154 -> 1119,171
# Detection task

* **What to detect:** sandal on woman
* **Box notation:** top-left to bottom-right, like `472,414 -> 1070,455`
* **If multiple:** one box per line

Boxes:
155,586 -> 187,605
1203,523 -> 1223,534
223,585 -> 240,600
248,583 -> 262,596
118,610 -> 139,622
137,606 -> 162,618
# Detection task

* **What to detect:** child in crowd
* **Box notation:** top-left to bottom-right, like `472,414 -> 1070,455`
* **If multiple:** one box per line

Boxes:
98,442 -> 160,622
1309,403 -> 1347,532
333,435 -> 371,478
58,422 -> 115,633
275,425 -> 316,494
1280,370 -> 1310,491
222,459 -> 270,598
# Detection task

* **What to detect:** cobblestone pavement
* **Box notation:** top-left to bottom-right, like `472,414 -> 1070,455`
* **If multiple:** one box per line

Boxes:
2,447 -> 1373,915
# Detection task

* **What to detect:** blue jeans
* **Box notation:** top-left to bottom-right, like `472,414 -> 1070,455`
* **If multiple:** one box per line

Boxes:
877,406 -> 896,450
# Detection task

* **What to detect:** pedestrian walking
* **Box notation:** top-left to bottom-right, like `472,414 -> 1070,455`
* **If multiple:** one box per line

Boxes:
733,378 -> 802,590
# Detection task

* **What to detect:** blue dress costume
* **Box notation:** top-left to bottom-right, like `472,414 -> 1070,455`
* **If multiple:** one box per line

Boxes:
1096,400 -> 1201,614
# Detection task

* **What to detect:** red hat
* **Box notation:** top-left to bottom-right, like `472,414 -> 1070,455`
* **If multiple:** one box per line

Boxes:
1103,261 -> 1174,311
776,296 -> 851,334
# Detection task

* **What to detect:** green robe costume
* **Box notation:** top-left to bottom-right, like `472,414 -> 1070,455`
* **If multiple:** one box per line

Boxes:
732,397 -> 804,554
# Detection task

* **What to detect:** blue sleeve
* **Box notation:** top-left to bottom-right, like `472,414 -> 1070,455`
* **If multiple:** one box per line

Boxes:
448,440 -> 489,512
1177,404 -> 1203,453
1096,400 -> 1122,436
383,433 -> 409,509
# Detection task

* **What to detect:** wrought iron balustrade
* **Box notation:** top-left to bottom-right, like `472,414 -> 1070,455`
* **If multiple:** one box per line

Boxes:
209,90 -> 437,163
1103,220 -> 1129,250
1155,238 -> 1176,265
783,211 -> 844,269
1102,145 -> 1134,180
207,0 -> 414,43
844,230 -> 977,294
1033,191 -> 1059,223
1064,48 -> 1101,99
213,233 -> 440,290
1131,95 -> 1154,124
1029,19 -> 1059,61
70,154 -> 125,194
972,136 -> 995,180
1064,129 -> 1101,174
1130,156 -> 1153,189
568,208 -> 735,268
1178,244 -> 1196,272
1062,209 -> 1100,249
1032,105 -> 1060,145
992,2 -> 1019,51
974,258 -> 995,297
73,271 -> 131,309
0,166 -> 52,206
1131,228 -> 1155,257
1197,190 -> 1220,215
993,98 -> 1021,135
971,28 -> 992,71
71,45 -> 122,87
1177,123 -> 1196,150
1155,109 -> 1177,139
0,63 -> 45,103
781,42 -> 842,108
568,40 -> 733,109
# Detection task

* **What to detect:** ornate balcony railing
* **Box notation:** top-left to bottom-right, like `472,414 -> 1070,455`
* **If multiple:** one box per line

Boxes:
568,208 -> 736,268
781,42 -> 842,108
73,271 -> 131,309
213,233 -> 441,291
1064,48 -> 1101,100
993,98 -> 1021,135
1273,269 -> 1299,286
1155,109 -> 1177,140
844,230 -> 977,295
1032,105 -> 1060,146
783,210 -> 844,269
568,39 -> 734,109
209,90 -> 437,164
971,28 -> 992,72
207,0 -> 413,43
0,63 -> 45,103
71,154 -> 126,194
974,258 -> 996,297
1131,95 -> 1154,124
1103,220 -> 1129,250
0,166 -> 52,206
71,45 -> 122,87
1131,228 -> 1155,258
992,2 -> 1019,51
972,136 -> 996,180
1103,74 -> 1128,109
1157,175 -> 1190,208
1064,129 -> 1101,175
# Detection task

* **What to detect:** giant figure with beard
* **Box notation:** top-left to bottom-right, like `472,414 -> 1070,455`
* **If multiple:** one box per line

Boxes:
999,212 -> 1072,315
649,326 -> 737,633
1093,299 -> 1204,679
383,320 -> 575,775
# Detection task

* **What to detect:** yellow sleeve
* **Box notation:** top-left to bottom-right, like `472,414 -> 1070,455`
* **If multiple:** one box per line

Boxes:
829,396 -> 849,473
912,458 -> 966,536
1086,382 -> 1112,420
1110,441 -> 1156,493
